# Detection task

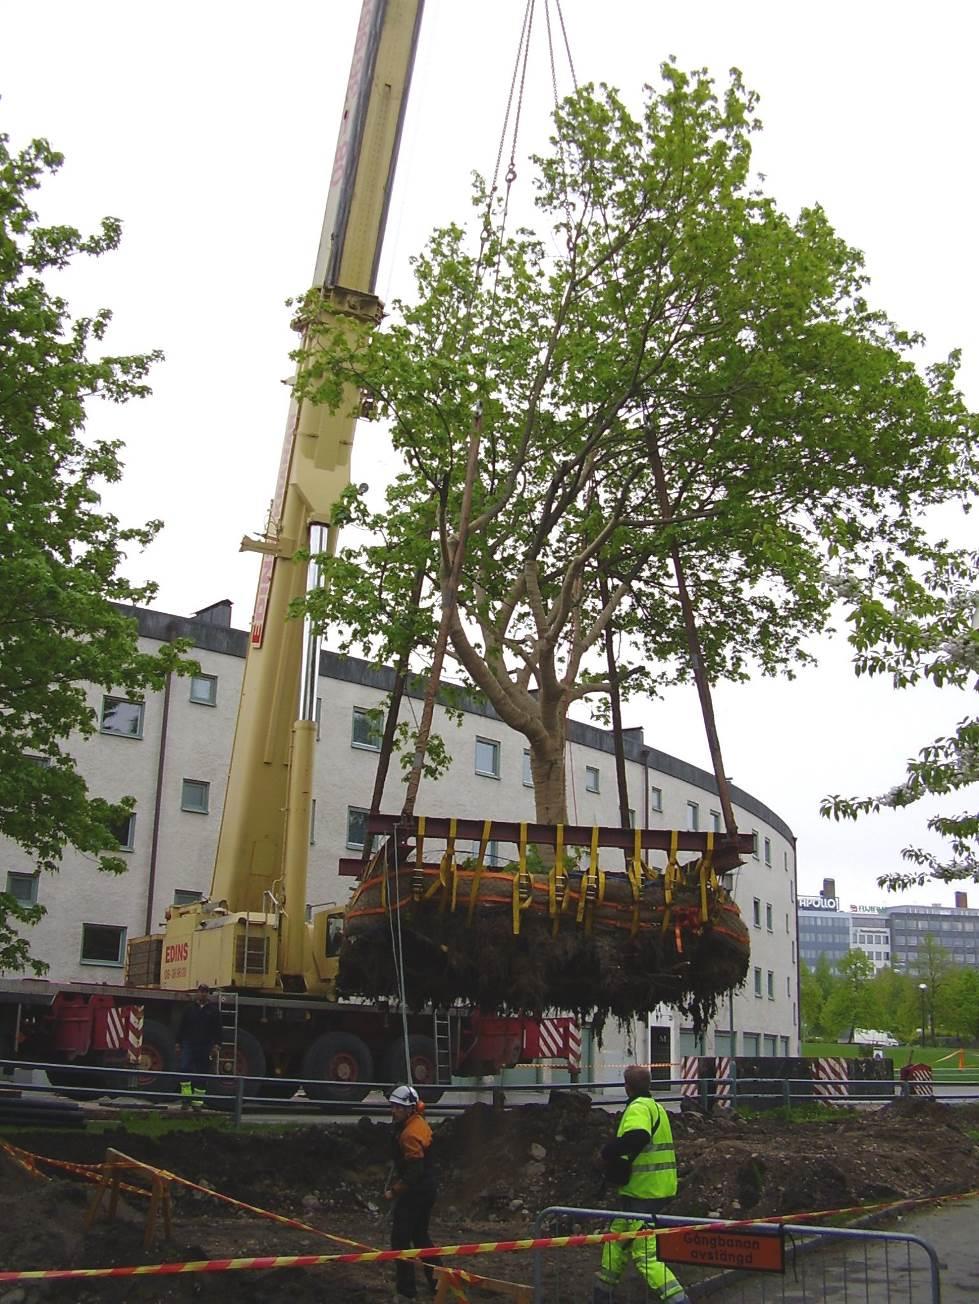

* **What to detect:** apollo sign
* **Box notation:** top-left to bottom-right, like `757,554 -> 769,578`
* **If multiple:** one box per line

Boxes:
798,896 -> 839,911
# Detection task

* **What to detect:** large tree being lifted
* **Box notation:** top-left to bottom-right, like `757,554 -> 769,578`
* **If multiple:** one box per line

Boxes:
298,67 -> 977,1030
298,66 -> 978,837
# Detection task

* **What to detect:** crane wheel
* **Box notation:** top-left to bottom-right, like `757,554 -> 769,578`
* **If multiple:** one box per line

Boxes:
132,1019 -> 178,1096
209,1028 -> 267,1100
302,1031 -> 374,1103
382,1034 -> 443,1104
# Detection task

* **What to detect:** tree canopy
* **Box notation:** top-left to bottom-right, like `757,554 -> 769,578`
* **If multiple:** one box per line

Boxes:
0,133 -> 188,973
297,64 -> 979,826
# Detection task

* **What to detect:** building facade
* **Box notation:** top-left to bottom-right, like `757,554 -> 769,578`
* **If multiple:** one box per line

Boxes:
3,604 -> 801,1061
797,878 -> 979,974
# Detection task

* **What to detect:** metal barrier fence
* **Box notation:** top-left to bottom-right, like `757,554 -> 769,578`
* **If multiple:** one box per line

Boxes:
531,1207 -> 942,1303
2,1057 -> 979,1128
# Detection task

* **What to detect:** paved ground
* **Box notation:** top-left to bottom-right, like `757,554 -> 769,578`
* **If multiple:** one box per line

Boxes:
896,1196 -> 979,1303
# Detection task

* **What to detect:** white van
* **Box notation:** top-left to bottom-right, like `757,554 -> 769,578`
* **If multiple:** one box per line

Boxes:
849,1028 -> 900,1048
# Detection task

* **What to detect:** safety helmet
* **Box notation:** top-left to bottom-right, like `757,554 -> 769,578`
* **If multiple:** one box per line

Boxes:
388,1084 -> 420,1108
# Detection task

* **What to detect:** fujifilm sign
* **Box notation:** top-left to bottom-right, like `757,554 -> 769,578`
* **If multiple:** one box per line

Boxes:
798,895 -> 839,911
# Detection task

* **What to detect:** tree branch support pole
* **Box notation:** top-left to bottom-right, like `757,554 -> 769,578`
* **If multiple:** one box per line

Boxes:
599,572 -> 632,829
401,404 -> 483,820
363,562 -> 427,865
644,422 -> 739,846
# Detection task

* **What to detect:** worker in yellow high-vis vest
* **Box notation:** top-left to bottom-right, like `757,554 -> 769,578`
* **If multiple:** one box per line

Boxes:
593,1065 -> 689,1304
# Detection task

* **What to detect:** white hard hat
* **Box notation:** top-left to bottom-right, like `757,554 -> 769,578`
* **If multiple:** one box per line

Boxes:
388,1084 -> 419,1107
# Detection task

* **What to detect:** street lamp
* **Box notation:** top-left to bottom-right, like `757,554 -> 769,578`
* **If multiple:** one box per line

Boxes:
918,983 -> 928,1047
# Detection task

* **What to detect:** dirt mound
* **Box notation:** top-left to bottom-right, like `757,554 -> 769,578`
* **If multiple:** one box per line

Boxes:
0,1098 -> 977,1300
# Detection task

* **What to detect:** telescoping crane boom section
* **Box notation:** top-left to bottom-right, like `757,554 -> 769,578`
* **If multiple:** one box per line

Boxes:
209,0 -> 424,984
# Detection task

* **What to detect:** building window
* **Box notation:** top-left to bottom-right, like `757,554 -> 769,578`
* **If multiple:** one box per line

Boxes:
752,898 -> 761,928
522,750 -> 533,787
475,737 -> 501,778
710,809 -> 721,833
780,1036 -> 790,1056
650,786 -> 663,813
791,940 -> 796,964
347,806 -> 368,849
100,696 -> 144,738
743,1032 -> 760,1056
109,813 -> 135,851
189,674 -> 217,706
180,779 -> 210,814
80,923 -> 126,967
787,975 -> 792,997
767,970 -> 775,1000
6,872 -> 38,906
764,1034 -> 778,1056
764,836 -> 772,866
585,765 -> 600,794
687,801 -> 700,832
351,706 -> 382,751
751,829 -> 759,858
173,889 -> 202,906
766,902 -> 773,932
753,967 -> 763,997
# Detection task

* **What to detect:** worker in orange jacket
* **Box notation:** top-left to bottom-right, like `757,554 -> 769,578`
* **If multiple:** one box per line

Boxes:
384,1084 -> 440,1300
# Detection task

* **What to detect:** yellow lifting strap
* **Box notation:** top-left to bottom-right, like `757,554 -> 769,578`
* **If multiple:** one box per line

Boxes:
699,831 -> 715,922
511,822 -> 534,935
577,826 -> 601,929
549,824 -> 567,935
627,826 -> 643,937
426,817 -> 457,906
411,815 -> 428,900
467,818 -> 493,925
661,829 -> 679,934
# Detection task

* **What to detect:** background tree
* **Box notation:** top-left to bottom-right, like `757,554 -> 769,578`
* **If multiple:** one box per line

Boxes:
822,949 -> 877,1041
298,67 -> 978,827
823,554 -> 979,891
0,133 -> 189,973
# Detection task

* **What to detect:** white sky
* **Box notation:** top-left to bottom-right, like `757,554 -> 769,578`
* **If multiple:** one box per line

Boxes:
2,0 -> 977,906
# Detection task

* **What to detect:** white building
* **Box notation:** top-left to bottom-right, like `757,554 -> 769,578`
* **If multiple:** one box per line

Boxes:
3,603 -> 801,1067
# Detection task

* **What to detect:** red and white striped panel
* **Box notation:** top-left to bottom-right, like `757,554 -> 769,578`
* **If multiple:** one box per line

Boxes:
680,1055 -> 699,1101
105,1006 -> 127,1050
812,1056 -> 848,1105
909,1065 -> 934,1098
105,1005 -> 144,1063
539,1018 -> 581,1070
714,1055 -> 733,1110
126,1006 -> 144,1064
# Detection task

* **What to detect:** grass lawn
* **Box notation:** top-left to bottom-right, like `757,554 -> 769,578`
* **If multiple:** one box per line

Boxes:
803,1041 -> 979,1069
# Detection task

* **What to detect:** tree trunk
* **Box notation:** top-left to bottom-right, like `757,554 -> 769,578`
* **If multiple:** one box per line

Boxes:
529,724 -> 567,826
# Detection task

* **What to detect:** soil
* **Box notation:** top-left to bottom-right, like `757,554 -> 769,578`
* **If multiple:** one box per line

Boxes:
1,1095 -> 977,1302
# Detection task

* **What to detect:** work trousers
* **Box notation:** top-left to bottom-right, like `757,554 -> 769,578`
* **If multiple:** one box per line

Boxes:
391,1187 -> 439,1299
595,1195 -> 685,1302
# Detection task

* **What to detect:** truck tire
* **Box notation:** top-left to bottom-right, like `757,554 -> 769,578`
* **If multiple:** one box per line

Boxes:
210,1028 -> 267,1101
382,1034 -> 443,1104
133,1019 -> 178,1096
46,1064 -> 110,1099
302,1031 -> 373,1103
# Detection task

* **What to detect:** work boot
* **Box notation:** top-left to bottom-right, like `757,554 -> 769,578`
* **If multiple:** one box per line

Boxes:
192,1087 -> 206,1111
179,1081 -> 193,1111
592,1281 -> 616,1304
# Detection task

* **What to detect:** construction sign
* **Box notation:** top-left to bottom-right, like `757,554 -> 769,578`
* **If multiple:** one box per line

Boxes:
657,1223 -> 785,1273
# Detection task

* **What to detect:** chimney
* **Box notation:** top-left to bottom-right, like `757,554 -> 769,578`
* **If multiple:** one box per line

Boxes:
955,891 -> 969,909
822,877 -> 836,900
192,599 -> 233,628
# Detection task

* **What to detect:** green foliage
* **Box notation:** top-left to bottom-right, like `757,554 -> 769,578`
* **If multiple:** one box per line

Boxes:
799,937 -> 969,1044
0,132 -> 192,973
297,67 -> 978,822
